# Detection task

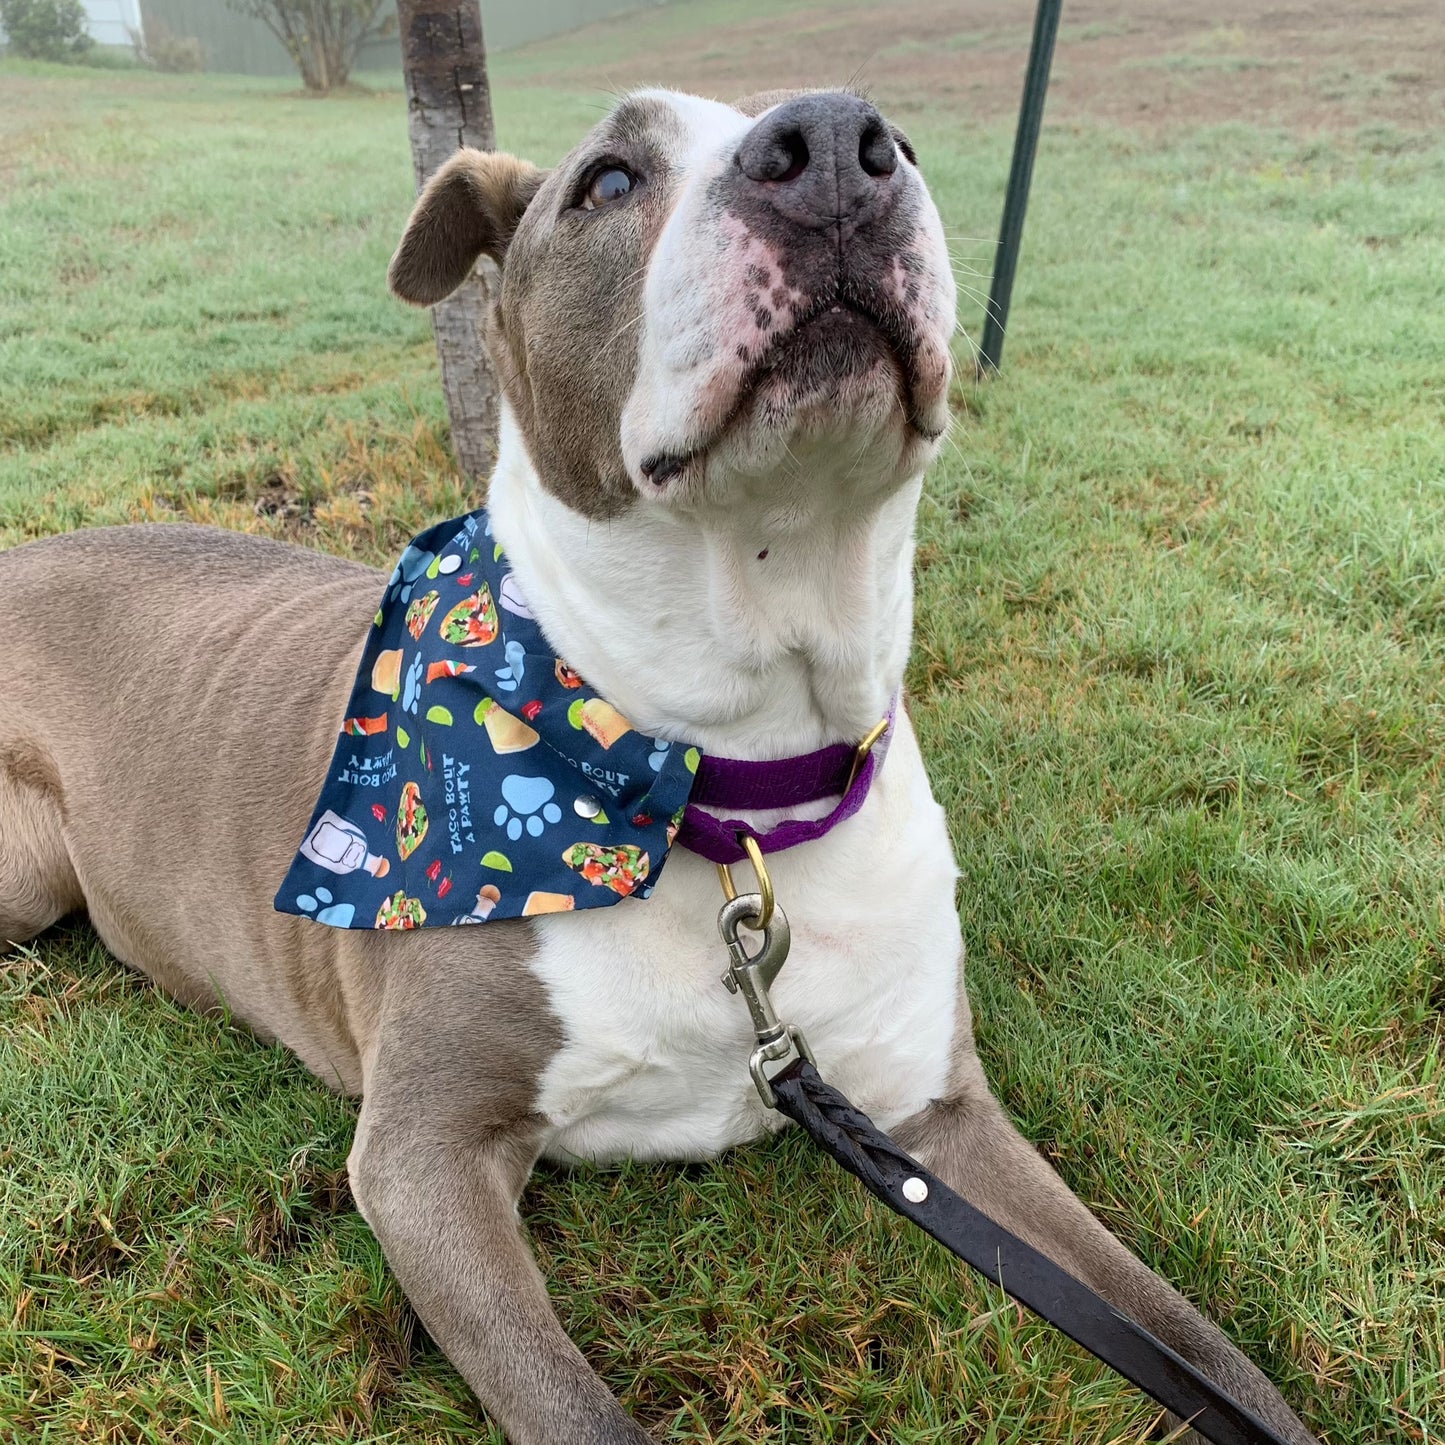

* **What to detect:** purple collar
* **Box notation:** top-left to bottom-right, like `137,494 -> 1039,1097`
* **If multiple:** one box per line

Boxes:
675,702 -> 896,865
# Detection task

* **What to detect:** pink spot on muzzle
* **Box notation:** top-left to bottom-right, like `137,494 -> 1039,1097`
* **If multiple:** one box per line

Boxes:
685,223 -> 811,433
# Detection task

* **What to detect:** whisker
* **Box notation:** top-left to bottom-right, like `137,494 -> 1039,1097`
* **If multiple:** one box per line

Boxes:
845,58 -> 877,96
596,311 -> 646,359
952,317 -> 983,363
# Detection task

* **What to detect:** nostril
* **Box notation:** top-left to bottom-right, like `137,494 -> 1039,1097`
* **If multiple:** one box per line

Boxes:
774,130 -> 809,183
640,453 -> 687,487
738,126 -> 809,184
859,122 -> 898,179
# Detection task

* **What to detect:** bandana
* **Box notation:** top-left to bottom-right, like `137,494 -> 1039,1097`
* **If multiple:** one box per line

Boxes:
275,511 -> 701,928
276,509 -> 893,930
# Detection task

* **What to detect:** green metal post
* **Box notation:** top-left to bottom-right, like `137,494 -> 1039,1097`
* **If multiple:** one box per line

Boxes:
979,0 -> 1062,373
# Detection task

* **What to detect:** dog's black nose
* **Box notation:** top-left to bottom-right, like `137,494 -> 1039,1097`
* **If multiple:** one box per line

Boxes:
735,92 -> 900,238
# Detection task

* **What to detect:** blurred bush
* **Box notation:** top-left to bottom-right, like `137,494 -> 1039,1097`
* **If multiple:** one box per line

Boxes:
0,0 -> 92,60
130,16 -> 206,72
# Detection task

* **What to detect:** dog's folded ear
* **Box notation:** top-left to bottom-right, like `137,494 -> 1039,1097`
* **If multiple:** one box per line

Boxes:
388,150 -> 546,306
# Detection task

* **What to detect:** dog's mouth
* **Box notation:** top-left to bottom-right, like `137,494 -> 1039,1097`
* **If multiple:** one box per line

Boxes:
637,294 -> 942,492
765,298 -> 903,390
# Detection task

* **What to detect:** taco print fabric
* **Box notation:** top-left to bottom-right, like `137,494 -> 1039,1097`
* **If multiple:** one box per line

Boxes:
276,510 -> 702,929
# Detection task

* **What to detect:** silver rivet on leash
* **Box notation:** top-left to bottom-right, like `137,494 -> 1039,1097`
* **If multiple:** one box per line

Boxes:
573,795 -> 602,819
902,1177 -> 929,1204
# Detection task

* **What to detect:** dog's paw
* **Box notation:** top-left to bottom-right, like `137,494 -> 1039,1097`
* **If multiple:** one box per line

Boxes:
294,886 -> 355,928
493,774 -> 563,841
402,652 -> 425,714
494,638 -> 527,692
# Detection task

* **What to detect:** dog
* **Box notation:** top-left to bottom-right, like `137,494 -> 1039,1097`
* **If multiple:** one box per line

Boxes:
0,89 -> 1316,1444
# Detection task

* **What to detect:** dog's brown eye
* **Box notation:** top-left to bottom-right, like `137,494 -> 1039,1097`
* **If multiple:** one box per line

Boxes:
583,167 -> 635,210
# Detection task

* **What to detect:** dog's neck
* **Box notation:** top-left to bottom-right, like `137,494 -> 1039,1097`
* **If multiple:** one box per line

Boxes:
488,409 -> 917,760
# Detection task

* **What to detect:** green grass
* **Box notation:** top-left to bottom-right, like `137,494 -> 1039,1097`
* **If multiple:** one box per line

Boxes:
2,9 -> 1444,1442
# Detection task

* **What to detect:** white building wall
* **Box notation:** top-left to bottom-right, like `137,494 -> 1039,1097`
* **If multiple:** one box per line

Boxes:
83,0 -> 143,46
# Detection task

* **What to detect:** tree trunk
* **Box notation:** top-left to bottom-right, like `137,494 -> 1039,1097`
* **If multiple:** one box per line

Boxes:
396,0 -> 500,482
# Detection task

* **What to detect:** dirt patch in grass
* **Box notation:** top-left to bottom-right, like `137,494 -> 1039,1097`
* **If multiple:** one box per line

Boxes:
531,0 -> 1445,132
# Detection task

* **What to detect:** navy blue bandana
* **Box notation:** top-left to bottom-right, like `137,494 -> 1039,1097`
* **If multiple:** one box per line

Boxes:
275,511 -> 700,929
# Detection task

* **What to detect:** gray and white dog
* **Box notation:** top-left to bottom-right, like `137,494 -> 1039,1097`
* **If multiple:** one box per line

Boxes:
0,90 -> 1315,1444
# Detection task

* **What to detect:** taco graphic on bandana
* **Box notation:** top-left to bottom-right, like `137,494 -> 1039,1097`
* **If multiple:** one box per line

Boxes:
375,890 -> 427,929
440,585 -> 499,647
396,781 -> 429,860
405,589 -> 441,640
562,842 -> 649,897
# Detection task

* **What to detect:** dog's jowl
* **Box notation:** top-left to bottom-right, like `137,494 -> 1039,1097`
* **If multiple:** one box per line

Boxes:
0,91 -> 1316,1445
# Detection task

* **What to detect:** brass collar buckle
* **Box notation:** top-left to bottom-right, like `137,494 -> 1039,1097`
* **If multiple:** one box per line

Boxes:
847,715 -> 891,793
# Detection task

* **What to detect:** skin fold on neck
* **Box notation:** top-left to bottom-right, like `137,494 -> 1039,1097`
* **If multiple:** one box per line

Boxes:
486,406 -> 920,763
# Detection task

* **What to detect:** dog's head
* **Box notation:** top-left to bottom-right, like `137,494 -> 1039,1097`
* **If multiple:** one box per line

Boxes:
389,89 -> 956,518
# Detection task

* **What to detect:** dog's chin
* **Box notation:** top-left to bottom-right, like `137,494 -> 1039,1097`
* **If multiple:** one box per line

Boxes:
633,313 -> 948,505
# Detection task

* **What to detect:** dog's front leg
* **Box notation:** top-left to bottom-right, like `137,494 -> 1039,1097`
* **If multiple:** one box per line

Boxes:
345,968 -> 650,1445
348,1091 -> 649,1445
892,1041 -> 1318,1445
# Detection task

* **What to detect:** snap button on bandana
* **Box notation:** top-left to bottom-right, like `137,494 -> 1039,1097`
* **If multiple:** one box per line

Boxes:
275,511 -> 700,929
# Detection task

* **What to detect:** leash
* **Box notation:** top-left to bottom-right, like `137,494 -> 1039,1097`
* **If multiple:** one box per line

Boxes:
712,853 -> 1294,1445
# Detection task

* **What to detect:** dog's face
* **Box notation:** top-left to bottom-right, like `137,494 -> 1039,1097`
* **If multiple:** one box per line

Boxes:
389,89 -> 956,518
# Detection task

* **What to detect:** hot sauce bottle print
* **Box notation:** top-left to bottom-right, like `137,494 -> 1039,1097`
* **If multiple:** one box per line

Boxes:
298,811 -> 391,878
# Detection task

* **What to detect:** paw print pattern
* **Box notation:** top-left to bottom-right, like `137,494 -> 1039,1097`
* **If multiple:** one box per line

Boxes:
402,652 -> 424,714
648,738 -> 672,773
387,543 -> 435,604
295,886 -> 356,928
494,774 -> 563,841
494,639 -> 527,693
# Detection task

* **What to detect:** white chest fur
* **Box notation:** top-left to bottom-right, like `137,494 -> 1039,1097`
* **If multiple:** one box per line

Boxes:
484,347 -> 964,1164
529,719 -> 963,1165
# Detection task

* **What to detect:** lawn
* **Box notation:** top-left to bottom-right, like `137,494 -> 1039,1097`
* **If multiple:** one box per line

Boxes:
2,2 -> 1443,1442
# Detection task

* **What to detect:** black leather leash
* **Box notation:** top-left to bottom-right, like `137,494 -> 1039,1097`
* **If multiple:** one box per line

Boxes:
712,879 -> 1295,1445
769,1056 -> 1294,1445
